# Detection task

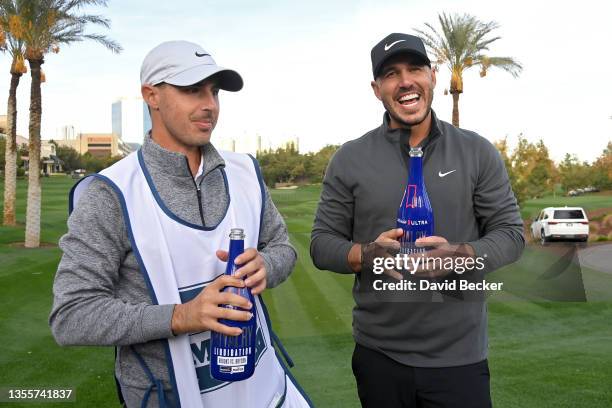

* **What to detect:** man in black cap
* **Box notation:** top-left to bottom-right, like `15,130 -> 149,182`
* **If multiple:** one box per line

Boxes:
311,33 -> 524,407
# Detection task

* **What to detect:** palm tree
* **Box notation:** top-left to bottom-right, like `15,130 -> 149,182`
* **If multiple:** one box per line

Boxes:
415,13 -> 522,127
0,1 -> 27,226
13,0 -> 121,247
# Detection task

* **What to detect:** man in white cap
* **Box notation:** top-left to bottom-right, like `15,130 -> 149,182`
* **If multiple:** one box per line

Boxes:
50,41 -> 312,407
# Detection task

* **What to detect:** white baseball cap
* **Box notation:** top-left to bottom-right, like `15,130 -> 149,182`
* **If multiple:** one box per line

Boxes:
140,40 -> 243,91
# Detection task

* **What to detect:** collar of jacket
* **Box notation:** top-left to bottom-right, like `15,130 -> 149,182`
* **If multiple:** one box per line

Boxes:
381,109 -> 443,150
141,132 -> 226,178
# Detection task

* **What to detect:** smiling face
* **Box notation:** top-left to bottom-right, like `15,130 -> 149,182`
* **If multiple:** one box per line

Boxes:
371,53 -> 436,130
142,77 -> 220,150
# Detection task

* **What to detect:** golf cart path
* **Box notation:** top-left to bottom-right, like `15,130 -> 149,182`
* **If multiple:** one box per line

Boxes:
578,243 -> 612,273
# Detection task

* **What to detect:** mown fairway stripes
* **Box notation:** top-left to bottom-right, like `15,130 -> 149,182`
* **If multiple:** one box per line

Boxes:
1,178 -> 611,407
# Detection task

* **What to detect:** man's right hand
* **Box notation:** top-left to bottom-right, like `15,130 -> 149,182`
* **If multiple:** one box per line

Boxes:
171,275 -> 253,336
375,228 -> 404,244
348,228 -> 404,273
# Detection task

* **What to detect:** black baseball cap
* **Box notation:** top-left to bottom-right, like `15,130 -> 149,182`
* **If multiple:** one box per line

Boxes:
371,33 -> 431,78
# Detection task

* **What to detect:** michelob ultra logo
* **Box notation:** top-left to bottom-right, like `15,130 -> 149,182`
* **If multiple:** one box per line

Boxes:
405,185 -> 417,208
397,219 -> 429,226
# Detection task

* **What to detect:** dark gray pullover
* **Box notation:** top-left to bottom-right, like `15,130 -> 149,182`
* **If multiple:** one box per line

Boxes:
49,135 -> 296,407
311,111 -> 524,367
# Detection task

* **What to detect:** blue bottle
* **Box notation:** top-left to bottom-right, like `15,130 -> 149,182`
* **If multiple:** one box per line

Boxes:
396,147 -> 434,253
210,228 -> 256,381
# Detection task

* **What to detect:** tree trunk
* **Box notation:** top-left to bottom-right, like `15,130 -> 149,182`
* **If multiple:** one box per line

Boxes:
451,91 -> 460,127
3,72 -> 21,226
25,58 -> 43,248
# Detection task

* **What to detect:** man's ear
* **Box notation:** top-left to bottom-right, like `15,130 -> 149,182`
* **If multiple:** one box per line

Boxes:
371,79 -> 382,101
431,67 -> 437,88
141,85 -> 159,110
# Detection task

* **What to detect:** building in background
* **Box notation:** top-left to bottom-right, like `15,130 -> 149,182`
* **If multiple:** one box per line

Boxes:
1,115 -> 62,173
56,125 -> 78,140
40,141 -> 62,174
15,134 -> 28,146
112,97 -> 151,145
0,133 -> 28,149
263,136 -> 299,152
55,133 -> 132,157
215,133 -> 299,155
216,137 -> 236,152
0,115 -> 28,146
18,140 -> 63,175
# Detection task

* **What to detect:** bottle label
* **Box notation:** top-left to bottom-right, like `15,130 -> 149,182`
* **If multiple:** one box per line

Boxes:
217,355 -> 248,367
397,219 -> 429,226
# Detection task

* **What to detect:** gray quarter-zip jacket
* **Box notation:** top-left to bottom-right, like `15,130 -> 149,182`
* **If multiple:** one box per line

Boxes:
311,111 -> 524,367
50,135 -> 296,407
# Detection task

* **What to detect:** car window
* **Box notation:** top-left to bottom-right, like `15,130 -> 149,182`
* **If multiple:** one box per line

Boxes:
553,210 -> 585,219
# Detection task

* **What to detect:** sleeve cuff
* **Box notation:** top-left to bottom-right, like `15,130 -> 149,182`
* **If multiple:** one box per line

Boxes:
466,240 -> 492,273
340,241 -> 357,274
141,304 -> 176,341
466,240 -> 487,258
259,251 -> 275,286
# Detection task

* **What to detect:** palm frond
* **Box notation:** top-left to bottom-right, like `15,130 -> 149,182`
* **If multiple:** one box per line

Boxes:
60,13 -> 110,29
81,32 -> 121,52
62,0 -> 108,12
5,0 -> 121,60
484,56 -> 522,77
414,12 -> 522,80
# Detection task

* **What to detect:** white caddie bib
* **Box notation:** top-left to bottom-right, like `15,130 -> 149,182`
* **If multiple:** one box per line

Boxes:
70,149 -> 312,408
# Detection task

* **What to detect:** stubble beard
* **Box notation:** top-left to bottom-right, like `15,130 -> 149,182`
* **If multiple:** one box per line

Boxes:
385,86 -> 434,128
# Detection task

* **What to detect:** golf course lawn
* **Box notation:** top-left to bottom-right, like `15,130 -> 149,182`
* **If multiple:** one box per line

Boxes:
1,177 -> 611,407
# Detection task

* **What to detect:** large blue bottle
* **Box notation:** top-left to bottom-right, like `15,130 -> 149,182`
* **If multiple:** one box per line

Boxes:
396,147 -> 434,253
210,228 -> 257,381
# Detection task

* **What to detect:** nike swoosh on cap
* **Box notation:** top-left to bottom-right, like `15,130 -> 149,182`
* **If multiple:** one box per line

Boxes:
195,52 -> 210,57
438,170 -> 457,177
384,39 -> 406,51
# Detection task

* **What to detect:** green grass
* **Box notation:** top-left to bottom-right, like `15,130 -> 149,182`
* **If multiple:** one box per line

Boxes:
0,177 -> 116,407
1,177 -> 611,407
520,192 -> 612,220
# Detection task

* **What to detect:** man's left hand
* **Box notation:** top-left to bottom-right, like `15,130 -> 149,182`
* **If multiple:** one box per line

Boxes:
216,248 -> 267,295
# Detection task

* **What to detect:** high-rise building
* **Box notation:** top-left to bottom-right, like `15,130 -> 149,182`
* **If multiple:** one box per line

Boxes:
234,132 -> 262,154
112,97 -> 152,145
57,125 -> 78,140
215,133 -> 298,155
258,135 -> 299,153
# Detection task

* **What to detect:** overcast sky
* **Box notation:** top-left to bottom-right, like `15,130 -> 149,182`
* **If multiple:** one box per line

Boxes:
0,0 -> 610,162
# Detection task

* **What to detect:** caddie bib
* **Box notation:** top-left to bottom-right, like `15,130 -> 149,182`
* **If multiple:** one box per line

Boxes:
70,149 -> 312,408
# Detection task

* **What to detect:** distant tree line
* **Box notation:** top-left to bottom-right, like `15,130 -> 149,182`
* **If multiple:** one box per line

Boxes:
61,149 -> 122,173
255,138 -> 611,205
52,143 -> 123,173
495,137 -> 611,205
256,143 -> 339,187
4,136 -> 610,207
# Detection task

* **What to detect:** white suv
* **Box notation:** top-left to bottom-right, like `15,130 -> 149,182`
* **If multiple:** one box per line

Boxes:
531,207 -> 589,244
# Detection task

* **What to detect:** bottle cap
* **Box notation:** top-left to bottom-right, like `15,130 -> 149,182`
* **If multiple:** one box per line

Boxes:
229,228 -> 245,240
409,147 -> 423,157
